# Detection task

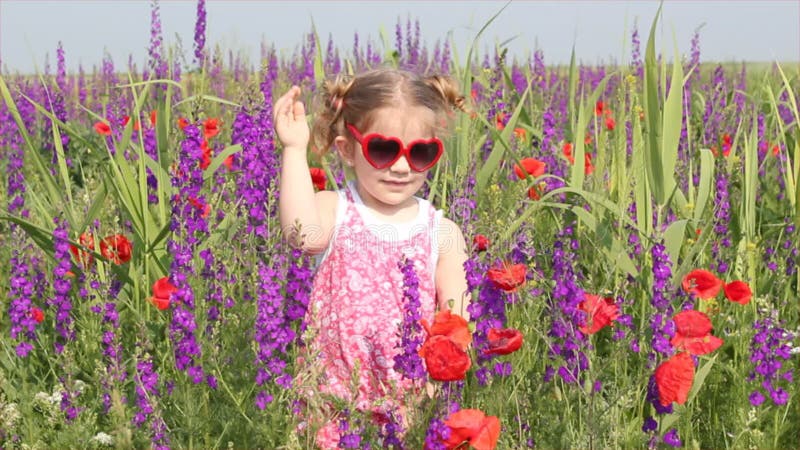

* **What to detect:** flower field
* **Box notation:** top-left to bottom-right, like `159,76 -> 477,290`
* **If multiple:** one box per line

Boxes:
1,2 -> 798,449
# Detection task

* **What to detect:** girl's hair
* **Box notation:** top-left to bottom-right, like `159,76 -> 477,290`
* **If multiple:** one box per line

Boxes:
310,68 -> 466,156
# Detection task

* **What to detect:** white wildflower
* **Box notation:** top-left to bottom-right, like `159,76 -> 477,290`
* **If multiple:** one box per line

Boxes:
91,432 -> 115,447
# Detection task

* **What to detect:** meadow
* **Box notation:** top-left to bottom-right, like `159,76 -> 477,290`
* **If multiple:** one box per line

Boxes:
0,1 -> 798,449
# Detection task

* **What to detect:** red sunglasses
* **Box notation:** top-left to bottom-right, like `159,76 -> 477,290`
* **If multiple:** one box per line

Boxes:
346,123 -> 443,172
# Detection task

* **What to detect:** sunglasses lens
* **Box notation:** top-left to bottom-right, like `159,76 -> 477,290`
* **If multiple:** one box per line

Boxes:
366,138 -> 401,167
409,142 -> 441,170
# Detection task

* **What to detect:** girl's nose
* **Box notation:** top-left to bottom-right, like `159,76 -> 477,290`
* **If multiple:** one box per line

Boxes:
389,154 -> 412,173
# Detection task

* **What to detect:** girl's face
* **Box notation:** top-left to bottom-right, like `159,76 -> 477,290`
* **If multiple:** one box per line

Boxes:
338,106 -> 439,212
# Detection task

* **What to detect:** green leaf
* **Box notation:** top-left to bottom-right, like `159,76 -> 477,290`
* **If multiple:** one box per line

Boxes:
663,219 -> 688,265
688,354 -> 718,404
693,149 -> 715,222
203,144 -> 243,181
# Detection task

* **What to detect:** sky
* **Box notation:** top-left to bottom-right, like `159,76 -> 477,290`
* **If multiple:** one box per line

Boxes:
1,0 -> 798,73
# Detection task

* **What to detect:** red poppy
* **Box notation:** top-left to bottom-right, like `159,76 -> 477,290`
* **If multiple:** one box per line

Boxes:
200,140 -> 212,170
583,153 -> 594,175
223,155 -> 234,170
720,133 -> 732,157
723,280 -> 752,305
31,307 -> 45,323
99,234 -> 132,265
578,293 -> 620,335
94,121 -> 112,136
670,310 -> 723,355
513,157 -> 546,179
149,110 -> 157,127
483,328 -> 523,355
203,118 -> 221,139
177,117 -> 189,130
526,185 -> 542,200
473,234 -> 489,252
605,115 -> 616,131
595,101 -> 605,116
150,276 -> 177,310
495,112 -> 507,130
563,142 -> 575,164
188,196 -> 211,219
309,167 -> 327,190
654,352 -> 695,406
772,144 -> 780,156
122,116 -> 141,131
487,262 -> 527,292
513,127 -> 526,139
442,408 -> 501,450
420,309 -> 472,351
69,232 -> 95,268
681,269 -> 723,300
419,335 -> 471,381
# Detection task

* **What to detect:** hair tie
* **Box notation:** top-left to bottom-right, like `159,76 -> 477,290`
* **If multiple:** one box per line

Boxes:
331,95 -> 344,113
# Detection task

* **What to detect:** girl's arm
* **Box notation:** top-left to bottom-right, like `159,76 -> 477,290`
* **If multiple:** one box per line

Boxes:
436,218 -> 470,317
274,86 -> 336,253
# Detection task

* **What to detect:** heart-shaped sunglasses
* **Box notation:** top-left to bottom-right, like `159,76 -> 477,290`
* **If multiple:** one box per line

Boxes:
346,123 -> 443,172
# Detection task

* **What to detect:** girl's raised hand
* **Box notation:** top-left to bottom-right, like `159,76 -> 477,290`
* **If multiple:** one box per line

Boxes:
273,86 -> 310,151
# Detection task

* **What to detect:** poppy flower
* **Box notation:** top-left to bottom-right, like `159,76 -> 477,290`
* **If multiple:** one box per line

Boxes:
681,269 -> 723,300
309,167 -> 327,190
150,276 -> 177,310
578,293 -> 620,335
94,121 -> 112,136
595,101 -> 605,116
223,154 -> 234,170
420,309 -> 472,351
483,328 -> 523,355
69,232 -> 95,268
513,127 -> 526,139
654,352 -> 695,406
442,408 -> 501,450
31,307 -> 44,323
605,115 -> 616,131
99,234 -> 132,265
203,118 -> 221,139
200,140 -> 212,170
418,335 -> 471,381
188,196 -> 211,219
473,234 -> 489,252
583,153 -> 594,175
487,262 -> 527,292
772,144 -> 780,156
670,310 -> 723,355
149,110 -> 157,127
495,112 -> 507,130
723,280 -> 752,305
563,142 -> 575,164
513,157 -> 546,179
177,117 -> 189,130
122,116 -> 141,131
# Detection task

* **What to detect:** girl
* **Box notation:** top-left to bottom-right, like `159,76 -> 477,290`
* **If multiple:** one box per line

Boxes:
273,68 -> 469,447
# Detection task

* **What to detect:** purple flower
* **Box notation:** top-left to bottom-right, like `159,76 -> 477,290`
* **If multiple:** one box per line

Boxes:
663,428 -> 682,447
748,313 -> 795,406
253,255 -> 296,407
193,0 -> 206,67
394,257 -> 426,381
50,217 -> 75,353
544,226 -> 590,386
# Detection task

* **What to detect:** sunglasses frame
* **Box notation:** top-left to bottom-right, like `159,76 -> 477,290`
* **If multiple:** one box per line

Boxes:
345,123 -> 443,172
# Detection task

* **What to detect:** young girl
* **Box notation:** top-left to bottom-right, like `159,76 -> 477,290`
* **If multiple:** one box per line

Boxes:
273,68 -> 469,447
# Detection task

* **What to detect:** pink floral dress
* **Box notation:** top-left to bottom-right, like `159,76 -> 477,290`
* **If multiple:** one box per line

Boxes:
303,181 -> 441,448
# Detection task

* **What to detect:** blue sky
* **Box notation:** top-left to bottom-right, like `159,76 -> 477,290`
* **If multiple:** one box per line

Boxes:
1,0 -> 798,73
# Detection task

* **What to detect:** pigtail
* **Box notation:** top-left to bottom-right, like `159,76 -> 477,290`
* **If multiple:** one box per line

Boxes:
424,75 -> 468,114
310,75 -> 355,156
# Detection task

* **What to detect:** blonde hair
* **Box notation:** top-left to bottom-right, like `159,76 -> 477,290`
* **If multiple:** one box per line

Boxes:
310,67 -> 466,156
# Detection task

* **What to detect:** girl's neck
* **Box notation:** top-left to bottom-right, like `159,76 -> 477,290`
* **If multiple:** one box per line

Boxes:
353,182 -> 419,224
